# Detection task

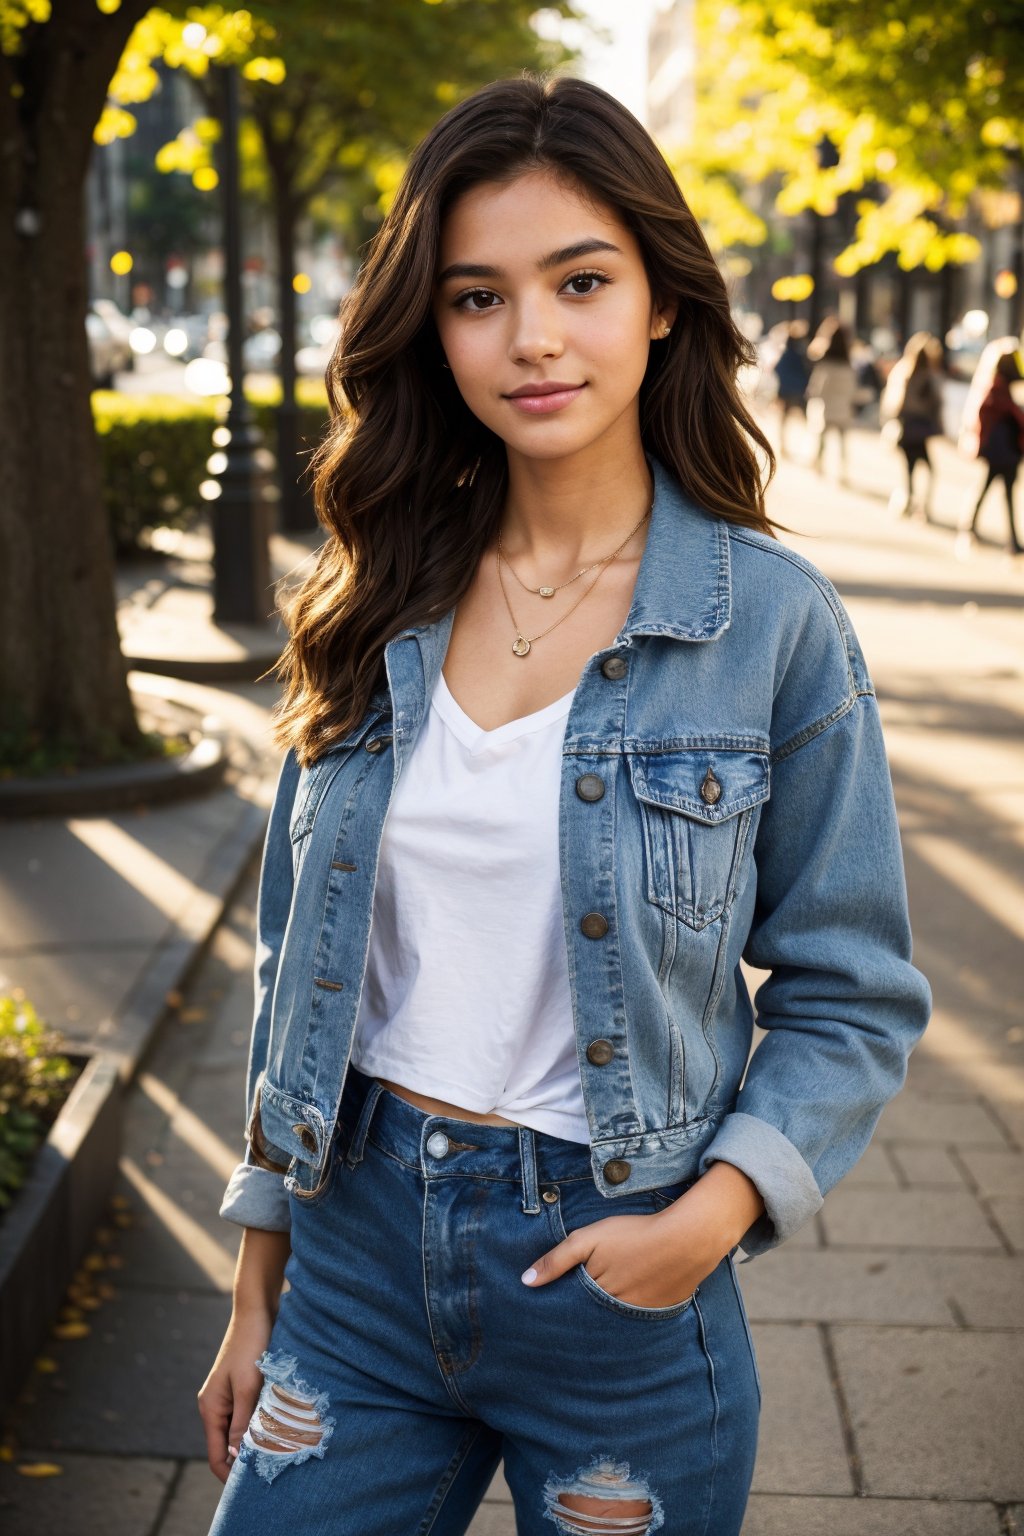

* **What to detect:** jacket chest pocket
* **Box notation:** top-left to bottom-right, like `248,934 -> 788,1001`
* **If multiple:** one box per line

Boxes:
627,749 -> 770,930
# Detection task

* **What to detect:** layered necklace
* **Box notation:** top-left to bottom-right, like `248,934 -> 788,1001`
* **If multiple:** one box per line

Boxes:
495,497 -> 652,658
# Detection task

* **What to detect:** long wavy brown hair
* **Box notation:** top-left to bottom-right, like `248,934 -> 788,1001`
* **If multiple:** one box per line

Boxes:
274,72 -> 776,765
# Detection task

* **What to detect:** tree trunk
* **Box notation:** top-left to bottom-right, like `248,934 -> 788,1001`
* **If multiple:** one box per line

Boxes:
0,3 -> 148,764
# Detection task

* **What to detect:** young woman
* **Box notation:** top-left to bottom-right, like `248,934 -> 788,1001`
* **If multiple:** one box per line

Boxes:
805,317 -> 857,481
199,74 -> 931,1536
962,349 -> 1024,554
881,332 -> 945,520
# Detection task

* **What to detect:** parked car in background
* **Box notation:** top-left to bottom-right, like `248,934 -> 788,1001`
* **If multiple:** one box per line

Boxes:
86,305 -> 133,387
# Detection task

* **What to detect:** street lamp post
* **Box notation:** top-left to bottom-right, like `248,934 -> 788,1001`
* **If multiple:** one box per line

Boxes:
210,62 -> 273,626
808,134 -> 840,336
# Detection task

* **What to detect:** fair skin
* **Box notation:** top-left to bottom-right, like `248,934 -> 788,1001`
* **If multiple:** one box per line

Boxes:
198,167 -> 764,1491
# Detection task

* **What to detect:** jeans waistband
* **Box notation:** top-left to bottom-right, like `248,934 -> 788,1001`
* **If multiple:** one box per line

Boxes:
339,1064 -> 598,1216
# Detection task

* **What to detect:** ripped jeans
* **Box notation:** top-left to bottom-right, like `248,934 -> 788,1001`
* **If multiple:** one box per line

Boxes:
207,1065 -> 760,1536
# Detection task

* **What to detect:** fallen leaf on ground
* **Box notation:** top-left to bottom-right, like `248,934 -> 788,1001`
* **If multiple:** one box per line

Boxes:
16,1464 -> 63,1478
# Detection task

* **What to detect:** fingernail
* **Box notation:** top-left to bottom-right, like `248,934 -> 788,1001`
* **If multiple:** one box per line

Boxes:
521,1267 -> 537,1284
228,1445 -> 239,1458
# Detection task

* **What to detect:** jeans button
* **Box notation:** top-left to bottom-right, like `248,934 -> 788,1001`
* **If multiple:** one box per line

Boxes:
542,1188 -> 559,1203
426,1131 -> 450,1158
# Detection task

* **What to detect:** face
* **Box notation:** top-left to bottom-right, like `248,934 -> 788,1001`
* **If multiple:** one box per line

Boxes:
430,168 -> 676,463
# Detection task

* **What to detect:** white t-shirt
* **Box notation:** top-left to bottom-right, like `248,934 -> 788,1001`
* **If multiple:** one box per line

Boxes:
350,666 -> 589,1143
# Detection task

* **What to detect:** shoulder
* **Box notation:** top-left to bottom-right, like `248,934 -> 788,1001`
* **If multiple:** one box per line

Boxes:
724,524 -> 874,749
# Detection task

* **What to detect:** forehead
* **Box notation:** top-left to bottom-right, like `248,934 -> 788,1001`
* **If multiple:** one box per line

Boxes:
435,169 -> 636,270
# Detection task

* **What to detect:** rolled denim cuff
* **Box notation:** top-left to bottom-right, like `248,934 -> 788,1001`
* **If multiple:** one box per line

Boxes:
699,1111 -> 823,1258
219,1161 -> 292,1233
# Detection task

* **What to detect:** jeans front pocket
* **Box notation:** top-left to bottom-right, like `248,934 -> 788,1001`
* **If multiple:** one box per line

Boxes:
628,748 -> 770,930
546,1179 -> 696,1320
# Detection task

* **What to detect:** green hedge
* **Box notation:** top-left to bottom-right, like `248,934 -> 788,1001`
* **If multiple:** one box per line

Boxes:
92,380 -> 330,552
0,997 -> 77,1217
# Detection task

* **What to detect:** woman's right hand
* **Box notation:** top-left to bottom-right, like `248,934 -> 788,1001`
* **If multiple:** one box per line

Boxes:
197,1307 -> 273,1484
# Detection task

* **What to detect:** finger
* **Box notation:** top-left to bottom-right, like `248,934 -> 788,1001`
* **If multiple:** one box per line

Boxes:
522,1236 -> 586,1288
199,1395 -> 232,1483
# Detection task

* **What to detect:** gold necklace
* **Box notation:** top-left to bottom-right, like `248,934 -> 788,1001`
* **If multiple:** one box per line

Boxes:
496,500 -> 652,658
497,503 -> 651,598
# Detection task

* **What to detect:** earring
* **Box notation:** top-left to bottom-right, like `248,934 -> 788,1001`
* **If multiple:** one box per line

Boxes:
658,322 -> 672,338
441,359 -> 451,369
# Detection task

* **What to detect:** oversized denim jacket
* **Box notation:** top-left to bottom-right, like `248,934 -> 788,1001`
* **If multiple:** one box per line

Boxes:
219,453 -> 931,1255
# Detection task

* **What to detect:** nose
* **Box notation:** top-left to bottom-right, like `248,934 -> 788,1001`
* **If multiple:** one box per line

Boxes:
508,295 -> 564,366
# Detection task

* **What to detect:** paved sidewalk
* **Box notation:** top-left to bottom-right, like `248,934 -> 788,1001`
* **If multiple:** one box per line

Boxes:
0,427 -> 1021,1534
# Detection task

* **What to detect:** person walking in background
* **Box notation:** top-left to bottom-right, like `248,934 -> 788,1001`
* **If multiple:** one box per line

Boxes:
772,320 -> 810,457
880,332 -> 946,520
960,349 -> 1024,555
806,317 -> 857,481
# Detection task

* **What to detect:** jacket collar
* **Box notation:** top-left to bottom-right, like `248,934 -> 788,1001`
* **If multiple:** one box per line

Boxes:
398,450 -> 732,688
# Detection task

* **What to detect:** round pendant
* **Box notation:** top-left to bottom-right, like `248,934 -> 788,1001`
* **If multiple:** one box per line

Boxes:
512,635 -> 531,657
538,586 -> 556,598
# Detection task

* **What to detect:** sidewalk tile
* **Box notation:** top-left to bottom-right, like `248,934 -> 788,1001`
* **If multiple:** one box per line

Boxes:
467,1507 -> 517,1535
840,1143 -> 900,1188
159,1461 -> 223,1536
956,1147 -> 1024,1198
15,1290 -> 230,1459
741,1493 -> 1001,1534
937,1255 -> 1024,1328
737,1251 -> 953,1326
876,1095 -> 1009,1148
988,1198 -> 1024,1251
0,1454 -> 174,1536
819,1188 -> 1003,1250
831,1326 -> 1024,1500
886,1144 -> 968,1188
749,1324 -> 853,1495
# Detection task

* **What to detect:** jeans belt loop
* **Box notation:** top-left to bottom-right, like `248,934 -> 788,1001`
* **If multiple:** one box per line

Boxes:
344,1078 -> 385,1169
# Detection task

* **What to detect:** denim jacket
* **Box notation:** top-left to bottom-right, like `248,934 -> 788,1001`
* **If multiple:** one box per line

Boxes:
219,452 -> 931,1255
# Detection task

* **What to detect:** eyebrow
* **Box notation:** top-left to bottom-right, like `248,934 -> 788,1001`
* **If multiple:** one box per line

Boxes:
435,238 -> 625,286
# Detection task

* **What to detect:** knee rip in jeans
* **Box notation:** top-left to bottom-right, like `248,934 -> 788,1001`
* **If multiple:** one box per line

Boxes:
542,1456 -> 664,1535
237,1350 -> 335,1485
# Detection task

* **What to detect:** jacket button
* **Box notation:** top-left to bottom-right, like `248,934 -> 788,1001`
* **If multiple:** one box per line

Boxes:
580,912 -> 609,939
603,1158 -> 631,1184
700,767 -> 722,805
365,735 -> 393,753
575,773 -> 605,802
294,1124 -> 318,1153
601,655 -> 628,680
586,1039 -> 614,1065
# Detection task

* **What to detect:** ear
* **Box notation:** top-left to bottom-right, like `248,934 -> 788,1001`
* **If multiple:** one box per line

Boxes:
650,299 -> 679,340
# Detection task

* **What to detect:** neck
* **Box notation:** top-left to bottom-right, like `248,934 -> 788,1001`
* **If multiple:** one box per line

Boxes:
499,436 -> 654,572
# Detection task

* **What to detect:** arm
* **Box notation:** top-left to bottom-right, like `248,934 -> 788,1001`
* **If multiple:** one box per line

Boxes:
218,747 -> 303,1233
699,688 -> 932,1255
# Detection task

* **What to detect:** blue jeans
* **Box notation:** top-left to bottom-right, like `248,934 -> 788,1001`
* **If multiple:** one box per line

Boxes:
208,1066 -> 760,1535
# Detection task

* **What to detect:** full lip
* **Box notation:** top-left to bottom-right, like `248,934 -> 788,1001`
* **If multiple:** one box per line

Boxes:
503,380 -> 586,398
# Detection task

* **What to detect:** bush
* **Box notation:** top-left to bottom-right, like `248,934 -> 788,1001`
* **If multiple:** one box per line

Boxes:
92,379 -> 330,552
0,997 -> 78,1214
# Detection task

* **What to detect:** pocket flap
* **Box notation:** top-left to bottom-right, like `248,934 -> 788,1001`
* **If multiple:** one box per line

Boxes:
628,749 -> 770,822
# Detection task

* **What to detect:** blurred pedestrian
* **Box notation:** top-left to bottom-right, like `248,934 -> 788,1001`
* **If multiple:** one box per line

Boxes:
772,319 -> 810,457
880,332 -> 945,520
198,72 -> 929,1536
961,349 -> 1024,554
806,318 -> 857,480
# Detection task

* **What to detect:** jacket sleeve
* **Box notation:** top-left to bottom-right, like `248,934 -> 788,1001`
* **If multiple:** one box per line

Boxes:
219,748 -> 302,1233
699,686 -> 932,1257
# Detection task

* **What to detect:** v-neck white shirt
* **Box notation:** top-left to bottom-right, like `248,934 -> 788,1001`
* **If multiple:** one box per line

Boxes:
350,667 -> 590,1143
